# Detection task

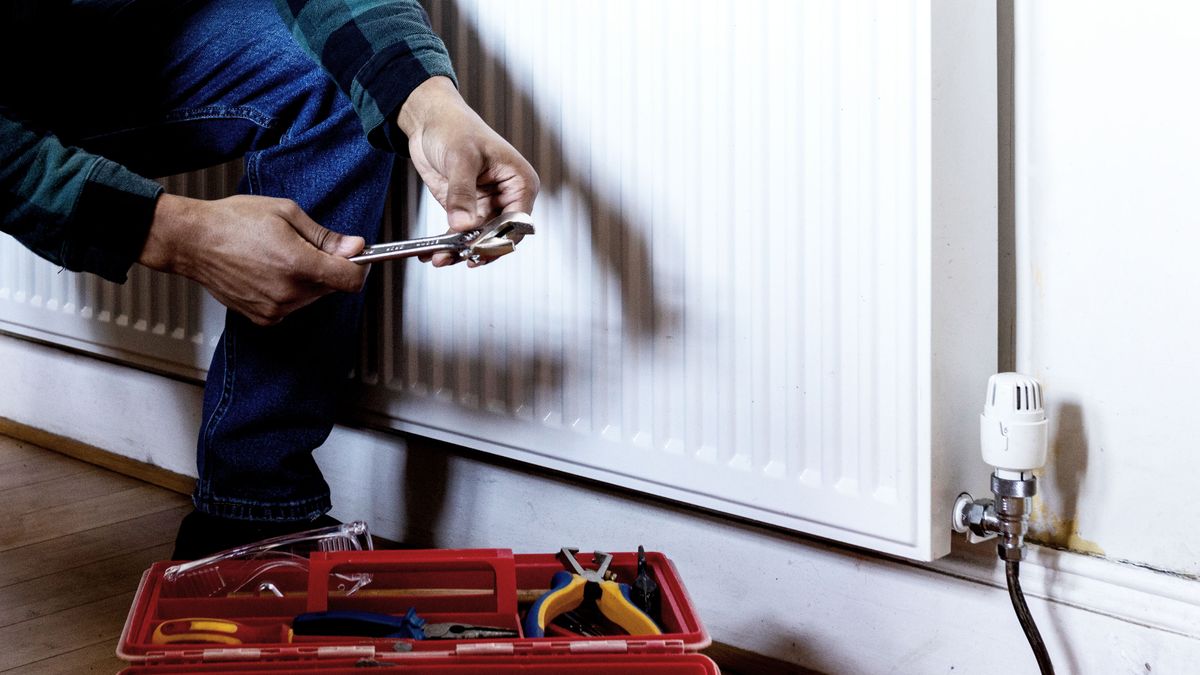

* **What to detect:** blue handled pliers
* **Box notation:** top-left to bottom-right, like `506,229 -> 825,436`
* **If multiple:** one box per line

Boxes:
293,608 -> 517,640
523,548 -> 662,638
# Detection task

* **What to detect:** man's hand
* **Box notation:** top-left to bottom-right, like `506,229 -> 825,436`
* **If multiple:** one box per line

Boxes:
398,76 -> 539,267
139,194 -> 368,326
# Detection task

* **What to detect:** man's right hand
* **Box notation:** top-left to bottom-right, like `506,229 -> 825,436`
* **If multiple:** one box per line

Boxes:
139,193 -> 368,326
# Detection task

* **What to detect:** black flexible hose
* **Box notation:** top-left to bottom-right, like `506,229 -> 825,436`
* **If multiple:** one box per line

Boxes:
1005,560 -> 1055,675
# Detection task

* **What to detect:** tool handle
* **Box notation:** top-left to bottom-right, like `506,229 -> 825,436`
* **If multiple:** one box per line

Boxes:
631,546 -> 662,625
349,237 -> 464,264
292,608 -> 426,639
596,580 -> 663,636
522,571 -> 585,638
151,618 -> 291,645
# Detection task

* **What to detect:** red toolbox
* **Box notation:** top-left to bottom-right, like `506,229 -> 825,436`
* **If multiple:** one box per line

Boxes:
117,548 -> 717,673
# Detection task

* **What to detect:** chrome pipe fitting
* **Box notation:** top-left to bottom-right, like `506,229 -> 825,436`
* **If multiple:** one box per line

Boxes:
952,471 -> 1038,561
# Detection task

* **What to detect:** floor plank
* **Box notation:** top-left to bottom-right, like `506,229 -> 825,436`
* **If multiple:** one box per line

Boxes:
1,641 -> 127,675
0,465 -> 145,517
0,437 -> 189,673
0,438 -> 45,465
0,593 -> 135,671
0,502 -> 188,588
1,484 -> 188,552
0,450 -> 92,492
0,542 -> 172,628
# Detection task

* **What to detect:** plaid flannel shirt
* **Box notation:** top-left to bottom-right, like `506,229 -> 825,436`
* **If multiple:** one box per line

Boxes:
0,0 -> 455,283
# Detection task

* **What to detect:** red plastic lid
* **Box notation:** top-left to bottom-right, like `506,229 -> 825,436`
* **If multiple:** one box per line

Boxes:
119,549 -> 710,665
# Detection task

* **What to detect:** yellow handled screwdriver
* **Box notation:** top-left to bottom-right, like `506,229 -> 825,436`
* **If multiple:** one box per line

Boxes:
151,618 -> 293,645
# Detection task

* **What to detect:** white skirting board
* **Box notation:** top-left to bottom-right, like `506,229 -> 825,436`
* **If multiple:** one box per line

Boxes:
3,334 -> 1198,673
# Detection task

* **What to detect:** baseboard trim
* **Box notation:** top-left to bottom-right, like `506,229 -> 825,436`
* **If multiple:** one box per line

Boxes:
0,416 -> 196,497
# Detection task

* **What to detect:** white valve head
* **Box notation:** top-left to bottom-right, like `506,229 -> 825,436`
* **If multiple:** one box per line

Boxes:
980,372 -> 1048,472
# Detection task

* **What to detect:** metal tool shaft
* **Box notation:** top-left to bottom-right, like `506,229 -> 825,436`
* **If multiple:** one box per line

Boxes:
350,231 -> 473,264
348,212 -> 534,265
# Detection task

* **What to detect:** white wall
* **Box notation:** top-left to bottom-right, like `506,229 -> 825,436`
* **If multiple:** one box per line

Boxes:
1014,0 -> 1200,575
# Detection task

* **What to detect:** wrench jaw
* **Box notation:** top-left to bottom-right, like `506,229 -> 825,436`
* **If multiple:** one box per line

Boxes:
464,213 -> 536,265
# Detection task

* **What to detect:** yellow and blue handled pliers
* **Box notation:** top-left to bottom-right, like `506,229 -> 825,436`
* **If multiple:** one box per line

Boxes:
523,548 -> 661,638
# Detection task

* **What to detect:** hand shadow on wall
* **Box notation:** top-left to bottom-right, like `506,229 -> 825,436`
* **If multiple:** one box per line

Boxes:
356,179 -> 565,545
362,2 -> 676,544
430,0 -> 671,340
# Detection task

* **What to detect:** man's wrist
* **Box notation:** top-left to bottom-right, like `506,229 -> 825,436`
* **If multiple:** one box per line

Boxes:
397,76 -> 464,136
140,193 -> 193,274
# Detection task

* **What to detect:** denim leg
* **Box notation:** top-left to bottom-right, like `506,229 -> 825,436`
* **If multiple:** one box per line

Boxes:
196,106 -> 392,523
47,1 -> 395,521
195,90 -> 393,521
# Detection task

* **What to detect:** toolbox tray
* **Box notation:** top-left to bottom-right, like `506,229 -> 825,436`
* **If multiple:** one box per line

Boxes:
118,548 -> 716,673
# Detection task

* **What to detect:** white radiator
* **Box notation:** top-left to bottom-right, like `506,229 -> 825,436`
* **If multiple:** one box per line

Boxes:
0,0 -> 997,560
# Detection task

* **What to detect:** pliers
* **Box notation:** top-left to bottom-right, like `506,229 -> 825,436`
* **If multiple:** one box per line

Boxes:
292,609 -> 518,640
350,211 -> 534,265
523,548 -> 662,638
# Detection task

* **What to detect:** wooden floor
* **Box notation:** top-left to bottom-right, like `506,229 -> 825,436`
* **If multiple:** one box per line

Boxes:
0,435 -> 190,674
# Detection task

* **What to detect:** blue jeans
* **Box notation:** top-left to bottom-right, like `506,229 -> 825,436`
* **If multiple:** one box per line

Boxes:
52,0 -> 395,521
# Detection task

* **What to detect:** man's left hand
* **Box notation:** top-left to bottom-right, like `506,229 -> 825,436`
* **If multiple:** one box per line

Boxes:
398,76 -> 540,267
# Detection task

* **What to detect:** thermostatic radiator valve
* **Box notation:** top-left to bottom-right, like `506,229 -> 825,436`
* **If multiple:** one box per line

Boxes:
951,373 -> 1048,560
952,373 -> 1056,674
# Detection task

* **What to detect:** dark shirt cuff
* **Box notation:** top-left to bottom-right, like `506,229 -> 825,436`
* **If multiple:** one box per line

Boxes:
356,39 -> 458,153
62,158 -> 163,283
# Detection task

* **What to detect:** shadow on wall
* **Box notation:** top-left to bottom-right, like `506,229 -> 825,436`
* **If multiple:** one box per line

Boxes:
429,0 -> 670,340
400,436 -> 451,547
365,1 -> 675,535
348,340 -> 565,548
1026,400 -> 1095,555
1026,401 -> 1089,675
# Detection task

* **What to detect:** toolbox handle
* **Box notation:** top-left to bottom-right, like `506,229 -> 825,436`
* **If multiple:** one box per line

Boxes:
304,549 -> 518,616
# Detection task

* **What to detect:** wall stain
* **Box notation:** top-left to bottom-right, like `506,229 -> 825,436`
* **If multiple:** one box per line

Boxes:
1028,495 -> 1200,581
1027,495 -> 1106,556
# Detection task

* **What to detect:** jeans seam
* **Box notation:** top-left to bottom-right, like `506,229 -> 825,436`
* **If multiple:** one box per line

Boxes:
201,487 -> 333,504
200,324 -> 237,475
78,106 -> 276,143
245,150 -> 261,195
199,494 -> 330,522
162,105 -> 274,127
203,493 -> 331,509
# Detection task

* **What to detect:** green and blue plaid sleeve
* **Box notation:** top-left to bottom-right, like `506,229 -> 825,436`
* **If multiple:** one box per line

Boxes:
0,112 -> 163,283
273,0 -> 457,152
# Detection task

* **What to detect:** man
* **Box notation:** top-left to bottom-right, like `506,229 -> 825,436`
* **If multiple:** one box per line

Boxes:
0,0 -> 539,558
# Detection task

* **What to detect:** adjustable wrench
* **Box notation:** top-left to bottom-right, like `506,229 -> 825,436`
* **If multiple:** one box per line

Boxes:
350,211 -> 534,265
